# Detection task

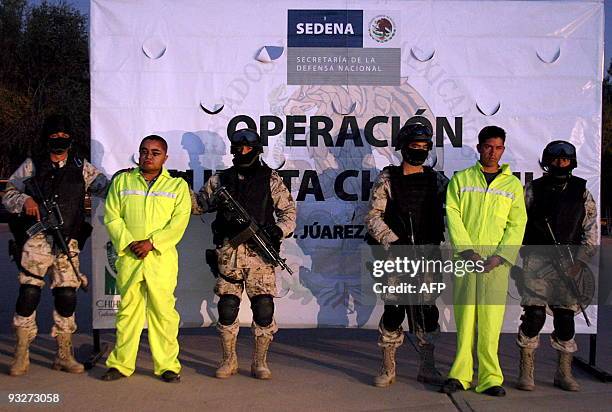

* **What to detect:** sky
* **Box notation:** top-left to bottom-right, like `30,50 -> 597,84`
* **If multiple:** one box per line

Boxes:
31,0 -> 612,71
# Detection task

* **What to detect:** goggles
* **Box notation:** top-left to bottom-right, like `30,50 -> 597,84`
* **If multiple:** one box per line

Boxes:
545,141 -> 576,158
229,129 -> 260,146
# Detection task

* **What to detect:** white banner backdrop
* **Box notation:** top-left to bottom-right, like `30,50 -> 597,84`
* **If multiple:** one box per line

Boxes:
90,0 -> 604,333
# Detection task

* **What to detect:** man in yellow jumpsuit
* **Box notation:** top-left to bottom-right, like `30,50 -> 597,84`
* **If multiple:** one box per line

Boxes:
101,135 -> 191,383
441,126 -> 527,396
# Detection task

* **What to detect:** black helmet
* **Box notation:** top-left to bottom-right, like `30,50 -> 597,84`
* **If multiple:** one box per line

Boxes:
540,140 -> 577,171
41,114 -> 72,139
394,122 -> 433,151
229,128 -> 262,154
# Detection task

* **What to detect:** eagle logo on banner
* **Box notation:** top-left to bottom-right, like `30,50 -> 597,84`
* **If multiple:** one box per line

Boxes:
369,15 -> 396,43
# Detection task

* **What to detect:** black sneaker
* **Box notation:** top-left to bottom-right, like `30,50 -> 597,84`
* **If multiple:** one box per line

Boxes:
161,370 -> 181,383
101,368 -> 126,381
482,386 -> 506,397
440,378 -> 465,394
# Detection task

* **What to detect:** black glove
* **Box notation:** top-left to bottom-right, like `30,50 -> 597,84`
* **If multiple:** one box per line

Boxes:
263,224 -> 283,242
263,224 -> 283,252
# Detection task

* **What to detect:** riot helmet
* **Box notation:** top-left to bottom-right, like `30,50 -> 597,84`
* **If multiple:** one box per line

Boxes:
540,140 -> 577,177
395,122 -> 433,166
229,128 -> 263,168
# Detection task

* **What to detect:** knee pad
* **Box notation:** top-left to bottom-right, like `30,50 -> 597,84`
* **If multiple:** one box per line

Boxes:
15,285 -> 42,317
218,294 -> 240,326
552,308 -> 575,342
251,294 -> 274,327
52,287 -> 77,317
382,305 -> 405,332
520,306 -> 547,338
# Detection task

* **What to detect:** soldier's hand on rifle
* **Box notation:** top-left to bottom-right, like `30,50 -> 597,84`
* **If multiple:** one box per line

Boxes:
23,197 -> 41,221
130,240 -> 154,259
263,224 -> 283,242
568,261 -> 584,279
263,224 -> 283,252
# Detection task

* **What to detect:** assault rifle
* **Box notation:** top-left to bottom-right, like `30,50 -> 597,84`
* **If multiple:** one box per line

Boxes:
545,217 -> 590,327
212,186 -> 293,275
25,180 -> 88,291
404,211 -> 427,330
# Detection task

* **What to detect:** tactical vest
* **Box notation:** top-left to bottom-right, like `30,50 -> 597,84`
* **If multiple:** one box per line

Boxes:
384,165 -> 445,245
524,175 -> 586,245
24,154 -> 86,240
212,164 -> 275,246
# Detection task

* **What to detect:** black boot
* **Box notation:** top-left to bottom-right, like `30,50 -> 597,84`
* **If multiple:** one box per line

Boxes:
482,386 -> 506,397
101,368 -> 126,381
416,343 -> 444,385
440,378 -> 465,394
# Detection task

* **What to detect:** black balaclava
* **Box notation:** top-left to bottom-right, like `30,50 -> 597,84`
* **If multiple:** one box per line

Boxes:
401,147 -> 429,166
42,114 -> 73,155
48,137 -> 72,154
547,164 -> 573,179
232,148 -> 261,170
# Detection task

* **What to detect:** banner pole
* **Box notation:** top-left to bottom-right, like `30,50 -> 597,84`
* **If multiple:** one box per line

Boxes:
84,329 -> 110,370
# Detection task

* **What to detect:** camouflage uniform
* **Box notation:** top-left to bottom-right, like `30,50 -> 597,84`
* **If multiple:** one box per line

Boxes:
365,167 -> 448,345
366,166 -> 448,387
517,181 -> 597,353
196,170 -> 296,337
516,177 -> 597,392
3,158 -> 108,337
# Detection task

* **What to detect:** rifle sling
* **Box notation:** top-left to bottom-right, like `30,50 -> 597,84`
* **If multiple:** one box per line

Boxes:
18,263 -> 45,281
219,273 -> 244,285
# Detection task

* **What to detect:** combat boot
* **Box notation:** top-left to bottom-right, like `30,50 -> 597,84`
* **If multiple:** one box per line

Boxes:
373,345 -> 397,387
52,333 -> 84,373
215,329 -> 238,378
554,351 -> 580,391
517,347 -> 536,391
10,327 -> 35,376
416,343 -> 444,385
251,334 -> 272,379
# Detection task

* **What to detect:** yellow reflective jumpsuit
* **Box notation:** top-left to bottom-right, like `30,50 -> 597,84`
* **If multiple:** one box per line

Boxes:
446,162 -> 527,392
104,168 -> 191,376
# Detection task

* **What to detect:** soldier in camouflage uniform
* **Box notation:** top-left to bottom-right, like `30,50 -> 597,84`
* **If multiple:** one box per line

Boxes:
196,128 -> 296,380
365,123 -> 449,387
3,114 -> 108,376
516,140 -> 598,392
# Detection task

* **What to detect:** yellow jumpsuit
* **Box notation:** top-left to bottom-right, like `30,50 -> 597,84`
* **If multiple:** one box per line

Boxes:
446,162 -> 527,392
104,168 -> 191,376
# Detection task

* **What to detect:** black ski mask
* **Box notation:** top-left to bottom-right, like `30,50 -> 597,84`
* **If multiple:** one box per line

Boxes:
48,137 -> 72,154
547,164 -> 573,179
401,147 -> 429,166
232,148 -> 260,169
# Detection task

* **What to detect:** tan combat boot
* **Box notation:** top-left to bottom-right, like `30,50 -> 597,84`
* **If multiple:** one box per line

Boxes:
10,327 -> 35,376
215,329 -> 238,378
52,333 -> 84,373
373,345 -> 397,387
517,347 -> 536,391
417,343 -> 444,385
251,334 -> 272,379
554,351 -> 580,391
